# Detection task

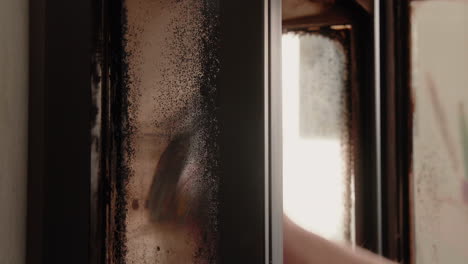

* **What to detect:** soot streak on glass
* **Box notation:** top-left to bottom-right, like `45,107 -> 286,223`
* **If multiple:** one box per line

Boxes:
109,0 -> 220,263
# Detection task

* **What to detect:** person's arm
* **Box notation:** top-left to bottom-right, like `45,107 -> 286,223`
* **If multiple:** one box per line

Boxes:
284,216 -> 396,264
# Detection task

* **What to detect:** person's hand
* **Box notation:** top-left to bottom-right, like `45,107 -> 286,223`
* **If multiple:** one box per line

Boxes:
283,215 -> 396,264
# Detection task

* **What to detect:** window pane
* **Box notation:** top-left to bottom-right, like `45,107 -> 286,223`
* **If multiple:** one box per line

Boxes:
410,2 -> 468,263
282,32 -> 354,242
111,1 -> 220,263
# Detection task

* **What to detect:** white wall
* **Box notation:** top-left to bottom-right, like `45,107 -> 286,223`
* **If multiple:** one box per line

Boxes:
0,0 -> 29,263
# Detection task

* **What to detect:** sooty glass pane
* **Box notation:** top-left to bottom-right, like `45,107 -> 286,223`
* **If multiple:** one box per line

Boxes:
109,1 -> 219,263
282,32 -> 354,242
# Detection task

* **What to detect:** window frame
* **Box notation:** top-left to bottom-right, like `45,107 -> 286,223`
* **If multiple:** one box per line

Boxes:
27,0 -> 283,264
283,0 -> 382,254
282,2 -> 413,263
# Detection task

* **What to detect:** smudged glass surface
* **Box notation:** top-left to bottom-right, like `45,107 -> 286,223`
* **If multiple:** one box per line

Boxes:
282,32 -> 354,242
410,2 -> 468,263
110,0 -> 219,263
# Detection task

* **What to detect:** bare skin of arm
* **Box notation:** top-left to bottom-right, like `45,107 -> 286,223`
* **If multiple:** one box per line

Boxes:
284,216 -> 396,264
